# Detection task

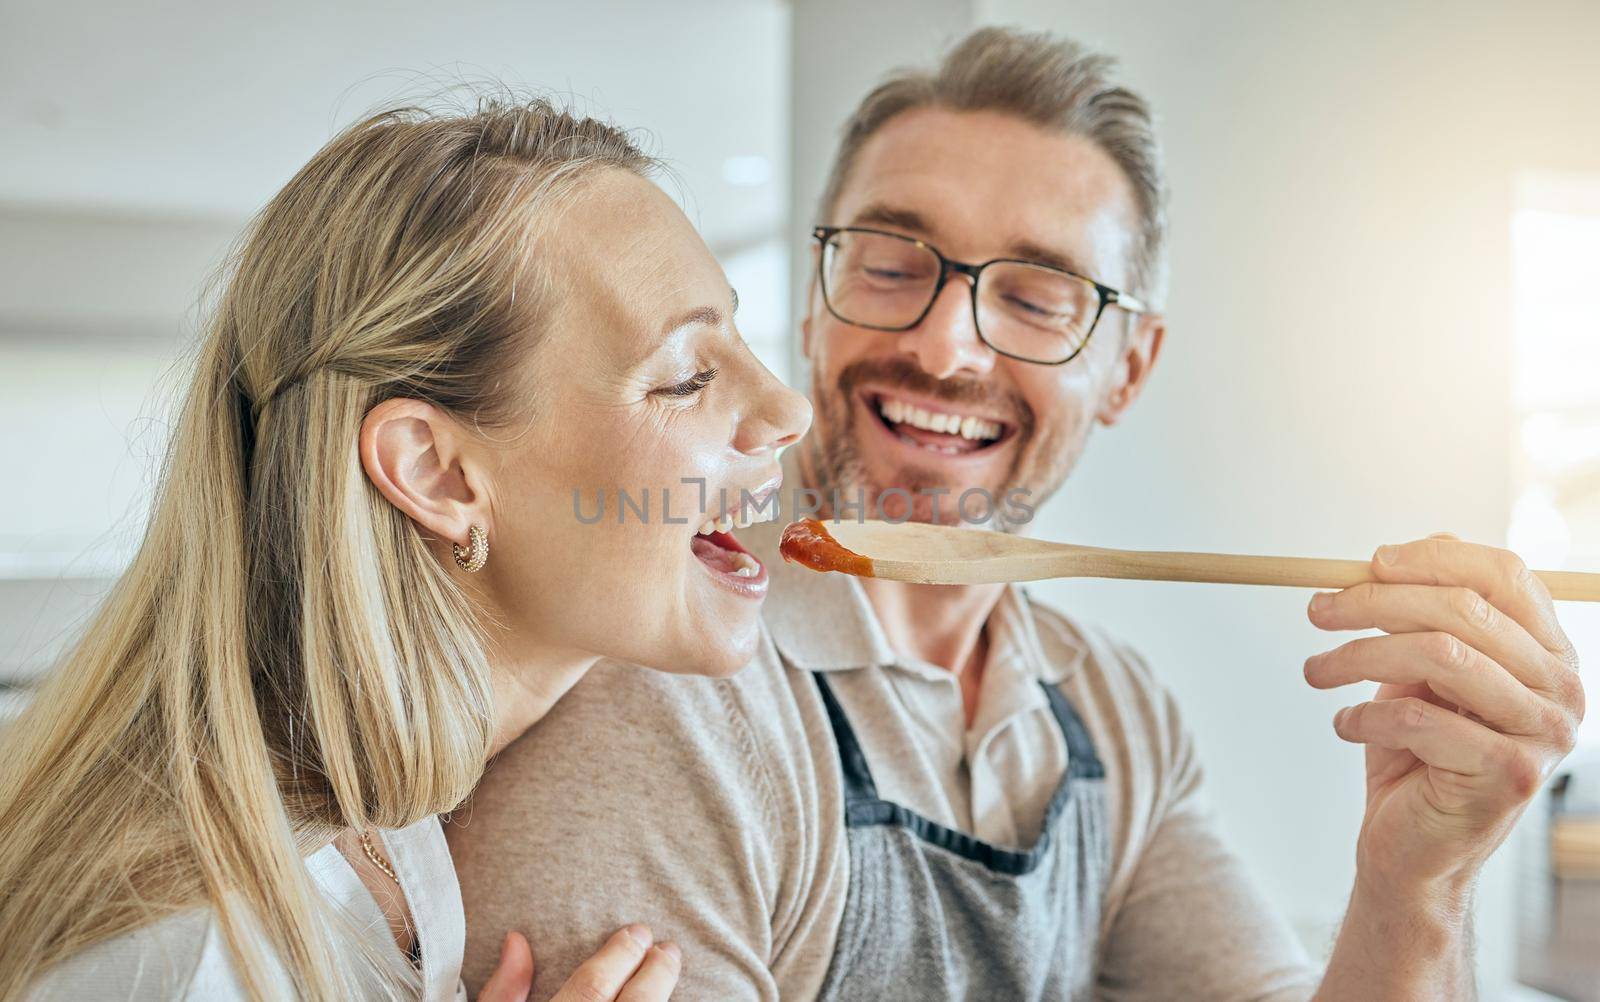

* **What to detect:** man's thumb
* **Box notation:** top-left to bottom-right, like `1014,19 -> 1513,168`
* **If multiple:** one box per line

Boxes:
476,930 -> 534,1002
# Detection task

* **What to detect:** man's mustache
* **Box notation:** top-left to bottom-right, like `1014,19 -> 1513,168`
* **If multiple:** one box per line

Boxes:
834,356 -> 1034,434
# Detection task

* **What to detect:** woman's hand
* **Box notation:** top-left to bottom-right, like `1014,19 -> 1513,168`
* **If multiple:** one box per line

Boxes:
477,925 -> 681,1002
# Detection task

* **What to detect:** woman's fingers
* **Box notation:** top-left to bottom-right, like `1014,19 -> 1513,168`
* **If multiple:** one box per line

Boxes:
476,931 -> 534,1002
1304,632 -> 1547,737
617,943 -> 682,1002
551,925 -> 656,1002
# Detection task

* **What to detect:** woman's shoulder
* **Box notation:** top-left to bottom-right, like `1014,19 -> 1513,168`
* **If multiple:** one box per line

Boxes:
28,907 -> 258,1001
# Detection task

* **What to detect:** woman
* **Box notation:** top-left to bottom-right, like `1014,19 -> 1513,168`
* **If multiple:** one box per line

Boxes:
0,95 -> 810,1001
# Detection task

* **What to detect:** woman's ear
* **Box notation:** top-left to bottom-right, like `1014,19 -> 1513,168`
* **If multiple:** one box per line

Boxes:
359,398 -> 488,548
1097,312 -> 1166,426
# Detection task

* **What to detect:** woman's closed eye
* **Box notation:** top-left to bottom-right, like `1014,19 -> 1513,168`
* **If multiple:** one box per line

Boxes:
653,367 -> 718,398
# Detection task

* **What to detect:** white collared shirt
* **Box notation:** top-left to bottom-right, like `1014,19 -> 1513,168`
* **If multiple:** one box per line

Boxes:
31,816 -> 467,1001
834,583 -> 1072,849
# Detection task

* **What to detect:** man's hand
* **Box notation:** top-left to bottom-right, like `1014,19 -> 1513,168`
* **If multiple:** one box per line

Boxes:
1303,533 -> 1584,999
477,927 -> 682,1002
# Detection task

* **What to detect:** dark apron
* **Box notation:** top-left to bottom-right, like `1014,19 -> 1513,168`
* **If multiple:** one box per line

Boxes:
811,672 -> 1110,1001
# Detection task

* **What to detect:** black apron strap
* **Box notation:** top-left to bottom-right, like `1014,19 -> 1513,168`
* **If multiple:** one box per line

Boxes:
1040,681 -> 1105,779
812,672 -> 881,803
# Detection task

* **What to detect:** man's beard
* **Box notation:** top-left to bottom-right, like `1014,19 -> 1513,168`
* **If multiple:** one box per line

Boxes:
800,356 -> 1083,531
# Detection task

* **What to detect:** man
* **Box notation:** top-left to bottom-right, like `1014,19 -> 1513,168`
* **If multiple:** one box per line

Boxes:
450,28 -> 1584,1000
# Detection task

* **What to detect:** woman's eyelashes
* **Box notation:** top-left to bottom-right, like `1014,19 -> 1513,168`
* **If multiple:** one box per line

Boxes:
653,366 -> 719,398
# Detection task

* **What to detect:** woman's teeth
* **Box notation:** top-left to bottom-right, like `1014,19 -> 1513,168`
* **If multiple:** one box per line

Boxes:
877,398 -> 1002,442
695,499 -> 779,536
730,552 -> 760,578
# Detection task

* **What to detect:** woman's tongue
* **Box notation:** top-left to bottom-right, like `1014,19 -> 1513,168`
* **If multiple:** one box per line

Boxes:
691,533 -> 743,573
890,420 -> 986,454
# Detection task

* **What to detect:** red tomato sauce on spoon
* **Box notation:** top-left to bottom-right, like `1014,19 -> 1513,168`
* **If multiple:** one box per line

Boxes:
778,518 -> 876,577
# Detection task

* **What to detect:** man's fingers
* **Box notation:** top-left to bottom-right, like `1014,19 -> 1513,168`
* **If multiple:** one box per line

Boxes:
1333,697 -> 1545,804
1305,632 -> 1550,738
476,931 -> 534,1002
552,926 -> 654,1002
617,943 -> 682,1002
1367,535 -> 1577,666
1308,581 -> 1567,697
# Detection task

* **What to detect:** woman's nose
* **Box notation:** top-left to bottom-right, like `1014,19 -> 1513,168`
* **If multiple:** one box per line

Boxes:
733,358 -> 812,456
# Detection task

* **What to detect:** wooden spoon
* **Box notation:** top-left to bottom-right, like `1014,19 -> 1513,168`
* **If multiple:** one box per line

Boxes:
778,518 -> 1600,601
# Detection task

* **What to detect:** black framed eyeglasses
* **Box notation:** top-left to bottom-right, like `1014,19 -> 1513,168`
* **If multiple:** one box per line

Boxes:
812,225 -> 1149,365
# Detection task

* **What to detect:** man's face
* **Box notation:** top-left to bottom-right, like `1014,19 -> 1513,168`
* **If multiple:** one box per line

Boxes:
802,107 -> 1163,528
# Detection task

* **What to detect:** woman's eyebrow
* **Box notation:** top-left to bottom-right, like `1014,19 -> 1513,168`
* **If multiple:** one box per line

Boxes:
660,305 -> 724,337
659,286 -> 739,339
638,287 -> 741,366
634,300 -> 726,368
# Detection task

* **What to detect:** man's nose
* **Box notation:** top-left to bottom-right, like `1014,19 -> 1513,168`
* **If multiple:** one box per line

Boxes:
894,274 -> 995,380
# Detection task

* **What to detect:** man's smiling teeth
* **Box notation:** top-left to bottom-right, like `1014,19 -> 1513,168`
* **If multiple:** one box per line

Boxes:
695,498 -> 779,537
877,398 -> 1001,441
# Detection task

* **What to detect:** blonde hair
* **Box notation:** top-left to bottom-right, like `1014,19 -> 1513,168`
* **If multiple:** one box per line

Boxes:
0,95 -> 654,1000
818,27 -> 1169,303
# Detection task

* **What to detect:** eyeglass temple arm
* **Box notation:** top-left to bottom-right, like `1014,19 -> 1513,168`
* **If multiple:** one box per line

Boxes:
1110,289 -> 1150,314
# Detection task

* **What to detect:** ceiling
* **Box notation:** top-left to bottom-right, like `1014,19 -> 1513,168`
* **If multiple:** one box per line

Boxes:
0,0 -> 788,248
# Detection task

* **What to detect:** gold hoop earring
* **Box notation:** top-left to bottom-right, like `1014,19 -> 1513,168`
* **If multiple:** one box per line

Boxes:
452,524 -> 488,573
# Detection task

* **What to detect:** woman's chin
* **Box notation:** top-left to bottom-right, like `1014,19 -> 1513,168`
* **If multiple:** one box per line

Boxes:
685,651 -> 754,678
573,560 -> 766,678
657,605 -> 762,678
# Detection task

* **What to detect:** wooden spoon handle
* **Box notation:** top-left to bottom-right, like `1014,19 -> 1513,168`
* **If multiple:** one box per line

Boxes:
1065,548 -> 1600,602
1534,570 -> 1600,602
1063,549 -> 1371,589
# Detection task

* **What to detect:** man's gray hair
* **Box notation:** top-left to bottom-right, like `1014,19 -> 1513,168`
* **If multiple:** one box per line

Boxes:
818,26 -> 1169,304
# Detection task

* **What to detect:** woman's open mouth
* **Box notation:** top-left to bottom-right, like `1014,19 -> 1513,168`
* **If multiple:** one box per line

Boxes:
862,390 -> 1016,457
689,481 -> 780,597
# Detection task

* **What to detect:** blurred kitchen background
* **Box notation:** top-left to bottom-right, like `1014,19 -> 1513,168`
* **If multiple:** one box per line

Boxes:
3,0 -> 1598,997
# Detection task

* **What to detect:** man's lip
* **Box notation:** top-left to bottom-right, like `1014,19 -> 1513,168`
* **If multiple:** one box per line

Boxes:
856,389 -> 1019,449
861,387 -> 1017,430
